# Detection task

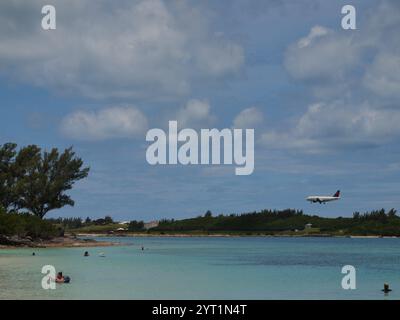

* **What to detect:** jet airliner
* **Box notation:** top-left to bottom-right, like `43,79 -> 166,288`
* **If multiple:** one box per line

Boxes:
306,190 -> 341,204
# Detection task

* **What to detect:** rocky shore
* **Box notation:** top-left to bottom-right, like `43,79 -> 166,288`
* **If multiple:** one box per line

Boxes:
0,234 -> 119,249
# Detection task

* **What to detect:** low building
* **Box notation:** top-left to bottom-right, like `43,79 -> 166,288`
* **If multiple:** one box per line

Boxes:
144,220 -> 159,230
305,223 -> 313,229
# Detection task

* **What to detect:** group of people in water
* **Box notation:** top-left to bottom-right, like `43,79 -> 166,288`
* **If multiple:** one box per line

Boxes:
31,245 -> 146,285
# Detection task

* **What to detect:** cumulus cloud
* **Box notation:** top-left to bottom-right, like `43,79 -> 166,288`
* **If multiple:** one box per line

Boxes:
61,107 -> 148,141
268,0 -> 400,153
284,1 -> 400,88
233,107 -> 264,129
261,101 -> 400,153
0,0 -> 244,100
284,26 -> 361,82
364,53 -> 400,99
297,25 -> 331,49
176,99 -> 215,128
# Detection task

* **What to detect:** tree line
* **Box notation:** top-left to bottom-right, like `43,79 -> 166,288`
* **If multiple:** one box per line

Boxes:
153,208 -> 400,235
48,215 -> 145,232
353,208 -> 397,221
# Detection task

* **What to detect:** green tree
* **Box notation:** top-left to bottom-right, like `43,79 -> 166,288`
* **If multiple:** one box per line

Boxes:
388,208 -> 397,218
104,216 -> 113,224
0,143 -> 18,212
353,212 -> 360,219
15,146 -> 89,218
204,210 -> 212,218
128,220 -> 144,231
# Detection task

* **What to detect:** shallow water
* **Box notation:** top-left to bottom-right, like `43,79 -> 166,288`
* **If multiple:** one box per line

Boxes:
1,237 -> 399,299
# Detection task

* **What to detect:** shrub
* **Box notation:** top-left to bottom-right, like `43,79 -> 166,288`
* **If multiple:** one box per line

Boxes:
0,210 -> 57,239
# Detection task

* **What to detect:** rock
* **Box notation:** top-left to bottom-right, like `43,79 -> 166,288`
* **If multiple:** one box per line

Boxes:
0,234 -> 38,247
0,234 -> 23,246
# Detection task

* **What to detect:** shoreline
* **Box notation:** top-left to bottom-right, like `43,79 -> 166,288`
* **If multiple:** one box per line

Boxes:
76,232 -> 395,239
1,233 -> 396,249
0,235 -> 121,249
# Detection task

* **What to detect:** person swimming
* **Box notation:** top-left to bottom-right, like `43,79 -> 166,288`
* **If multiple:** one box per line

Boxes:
55,272 -> 71,283
55,272 -> 65,283
382,283 -> 392,293
84,251 -> 89,257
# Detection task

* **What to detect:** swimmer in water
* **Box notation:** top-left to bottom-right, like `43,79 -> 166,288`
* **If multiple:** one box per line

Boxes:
55,272 -> 65,283
382,283 -> 392,293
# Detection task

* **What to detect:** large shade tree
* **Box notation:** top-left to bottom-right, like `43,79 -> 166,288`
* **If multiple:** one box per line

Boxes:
0,143 -> 89,218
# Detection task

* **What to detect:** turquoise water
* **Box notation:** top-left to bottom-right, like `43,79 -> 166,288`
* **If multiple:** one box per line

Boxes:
1,237 -> 400,299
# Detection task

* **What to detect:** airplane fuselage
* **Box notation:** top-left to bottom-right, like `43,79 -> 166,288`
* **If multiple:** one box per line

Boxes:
306,196 -> 340,204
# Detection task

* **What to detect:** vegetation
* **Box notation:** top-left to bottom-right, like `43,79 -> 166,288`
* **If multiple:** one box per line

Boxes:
67,223 -> 123,234
128,220 -> 145,232
148,208 -> 400,236
48,216 -> 145,233
4,206 -> 400,238
0,143 -> 89,218
0,206 -> 58,239
45,215 -> 119,234
0,142 -> 89,242
63,208 -> 400,237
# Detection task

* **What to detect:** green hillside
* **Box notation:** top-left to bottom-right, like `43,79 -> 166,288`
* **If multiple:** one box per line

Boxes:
149,208 -> 400,236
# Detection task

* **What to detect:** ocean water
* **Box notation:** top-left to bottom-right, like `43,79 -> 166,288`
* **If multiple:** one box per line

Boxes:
1,236 -> 400,300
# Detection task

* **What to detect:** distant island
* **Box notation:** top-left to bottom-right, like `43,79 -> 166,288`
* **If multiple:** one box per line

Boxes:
51,208 -> 400,238
3,203 -> 400,247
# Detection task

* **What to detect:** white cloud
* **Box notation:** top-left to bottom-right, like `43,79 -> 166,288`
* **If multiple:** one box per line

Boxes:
284,1 -> 400,88
364,53 -> 400,98
196,42 -> 244,76
261,101 -> 400,153
61,107 -> 148,141
0,0 -> 244,100
176,99 -> 215,128
274,1 -> 400,153
284,27 -> 361,82
297,25 -> 330,49
233,107 -> 263,129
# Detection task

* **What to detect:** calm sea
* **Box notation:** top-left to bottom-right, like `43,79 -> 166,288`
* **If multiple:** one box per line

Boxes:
1,237 -> 400,299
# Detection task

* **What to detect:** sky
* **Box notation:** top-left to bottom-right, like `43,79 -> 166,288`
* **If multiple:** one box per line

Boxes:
1,0 -> 400,221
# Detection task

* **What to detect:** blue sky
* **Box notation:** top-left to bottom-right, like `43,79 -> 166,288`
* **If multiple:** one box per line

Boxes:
1,0 -> 400,220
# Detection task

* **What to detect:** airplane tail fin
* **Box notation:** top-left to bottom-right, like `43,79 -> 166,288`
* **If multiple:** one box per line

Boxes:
333,190 -> 340,197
